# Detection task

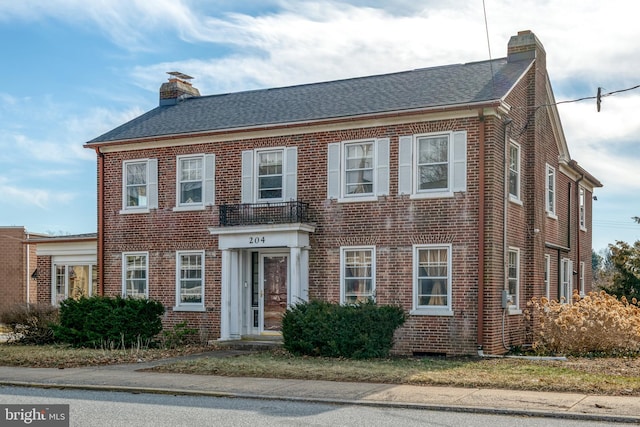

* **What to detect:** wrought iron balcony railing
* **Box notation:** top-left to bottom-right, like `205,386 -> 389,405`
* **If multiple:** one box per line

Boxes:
219,200 -> 310,227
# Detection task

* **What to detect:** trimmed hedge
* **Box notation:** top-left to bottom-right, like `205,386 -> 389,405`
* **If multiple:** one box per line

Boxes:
53,295 -> 165,348
282,300 -> 406,359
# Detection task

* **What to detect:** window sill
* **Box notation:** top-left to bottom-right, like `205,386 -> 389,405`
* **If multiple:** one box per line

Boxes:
173,305 -> 206,312
410,308 -> 454,316
546,212 -> 558,220
509,196 -> 523,206
173,205 -> 207,212
508,307 -> 522,315
580,226 -> 587,232
337,195 -> 379,203
409,192 -> 454,200
119,208 -> 150,215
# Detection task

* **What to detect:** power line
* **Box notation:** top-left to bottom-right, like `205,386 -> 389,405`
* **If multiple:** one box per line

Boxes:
541,83 -> 640,110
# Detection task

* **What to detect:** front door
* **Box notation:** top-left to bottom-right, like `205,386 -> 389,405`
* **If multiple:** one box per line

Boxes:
260,253 -> 288,333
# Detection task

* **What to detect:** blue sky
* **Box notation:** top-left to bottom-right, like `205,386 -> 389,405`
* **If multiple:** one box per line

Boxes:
1,0 -> 639,251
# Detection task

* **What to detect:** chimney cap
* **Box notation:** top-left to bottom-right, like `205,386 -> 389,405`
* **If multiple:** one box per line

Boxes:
167,71 -> 193,81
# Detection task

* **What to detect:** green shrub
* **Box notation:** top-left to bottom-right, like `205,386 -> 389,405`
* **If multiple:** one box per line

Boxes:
161,321 -> 199,349
0,303 -> 58,345
53,296 -> 165,348
527,290 -> 640,356
282,300 -> 406,359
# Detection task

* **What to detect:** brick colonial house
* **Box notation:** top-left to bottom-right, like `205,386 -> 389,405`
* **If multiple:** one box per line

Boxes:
83,31 -> 600,355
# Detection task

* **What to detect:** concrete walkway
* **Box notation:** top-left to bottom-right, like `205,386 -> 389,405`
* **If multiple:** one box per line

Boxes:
0,351 -> 639,424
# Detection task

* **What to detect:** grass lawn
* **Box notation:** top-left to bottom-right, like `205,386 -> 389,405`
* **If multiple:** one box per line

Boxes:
1,343 -> 638,396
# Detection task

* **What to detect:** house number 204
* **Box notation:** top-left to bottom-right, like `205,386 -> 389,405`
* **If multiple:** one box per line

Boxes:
249,236 -> 265,244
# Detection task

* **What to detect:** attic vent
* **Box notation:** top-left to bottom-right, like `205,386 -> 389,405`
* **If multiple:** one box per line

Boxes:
159,71 -> 201,106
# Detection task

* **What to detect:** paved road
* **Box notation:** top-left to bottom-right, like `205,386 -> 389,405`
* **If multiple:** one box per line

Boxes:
1,386 -> 629,427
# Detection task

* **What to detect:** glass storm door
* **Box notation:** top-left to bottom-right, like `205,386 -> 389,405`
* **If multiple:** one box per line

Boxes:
260,254 -> 288,333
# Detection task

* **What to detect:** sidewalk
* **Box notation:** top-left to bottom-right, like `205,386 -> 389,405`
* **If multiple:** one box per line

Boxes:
0,353 -> 639,424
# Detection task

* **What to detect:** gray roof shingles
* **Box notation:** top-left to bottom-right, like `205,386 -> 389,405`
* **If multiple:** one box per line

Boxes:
87,57 -> 531,144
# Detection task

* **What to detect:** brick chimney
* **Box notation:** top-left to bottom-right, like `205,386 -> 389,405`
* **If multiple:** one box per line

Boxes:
507,30 -> 546,63
159,72 -> 200,106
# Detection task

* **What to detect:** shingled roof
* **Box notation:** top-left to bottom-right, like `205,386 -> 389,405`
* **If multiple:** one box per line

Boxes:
87,56 -> 532,144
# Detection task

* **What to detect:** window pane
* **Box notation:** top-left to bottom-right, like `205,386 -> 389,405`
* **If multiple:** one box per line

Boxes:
258,151 -> 283,199
126,163 -> 147,185
344,142 -> 374,196
125,255 -> 147,298
417,248 -> 449,308
343,249 -> 374,302
181,182 -> 203,204
126,161 -> 148,208
179,254 -> 203,304
180,158 -> 202,181
179,158 -> 203,205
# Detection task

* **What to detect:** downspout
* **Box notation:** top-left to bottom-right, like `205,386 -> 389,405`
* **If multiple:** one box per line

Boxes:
95,148 -> 105,296
502,117 -> 512,351
567,182 -> 572,297
576,175 -> 584,295
477,113 -> 486,353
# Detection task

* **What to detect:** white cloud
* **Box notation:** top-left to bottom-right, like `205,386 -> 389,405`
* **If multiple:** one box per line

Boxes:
0,176 -> 75,210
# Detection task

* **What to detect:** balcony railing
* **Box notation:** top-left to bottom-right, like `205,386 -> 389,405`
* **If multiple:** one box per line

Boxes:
219,200 -> 310,227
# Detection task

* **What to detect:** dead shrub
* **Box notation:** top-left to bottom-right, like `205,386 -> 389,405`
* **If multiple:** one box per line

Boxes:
527,290 -> 640,356
0,303 -> 59,345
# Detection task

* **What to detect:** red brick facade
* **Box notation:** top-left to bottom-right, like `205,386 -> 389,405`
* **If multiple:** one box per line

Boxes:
0,227 -> 38,314
90,31 -> 600,355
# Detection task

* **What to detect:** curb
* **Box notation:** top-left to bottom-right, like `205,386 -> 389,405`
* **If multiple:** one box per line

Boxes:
2,381 -> 639,425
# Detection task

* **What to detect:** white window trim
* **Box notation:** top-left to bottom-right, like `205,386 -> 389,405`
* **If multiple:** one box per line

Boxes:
121,159 -> 157,214
413,132 -> 453,199
327,138 -> 389,202
507,247 -> 521,314
544,254 -> 551,300
508,141 -> 522,204
411,244 -> 454,316
546,164 -> 557,219
174,154 -> 215,211
579,186 -> 587,231
174,250 -> 206,312
256,147 -> 286,203
339,246 -> 376,304
122,252 -> 149,299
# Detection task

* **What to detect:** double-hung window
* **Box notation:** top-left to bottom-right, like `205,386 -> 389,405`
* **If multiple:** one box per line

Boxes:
398,131 -> 467,198
546,164 -> 556,217
327,138 -> 389,201
579,261 -> 585,297
175,154 -> 215,210
340,247 -> 375,303
122,253 -> 148,298
175,251 -> 205,311
412,244 -> 452,315
579,187 -> 586,230
509,142 -> 521,202
242,147 -> 297,203
122,159 -> 157,213
508,248 -> 520,312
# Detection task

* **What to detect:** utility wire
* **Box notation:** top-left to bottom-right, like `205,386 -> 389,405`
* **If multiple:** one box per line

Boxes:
482,0 -> 496,98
